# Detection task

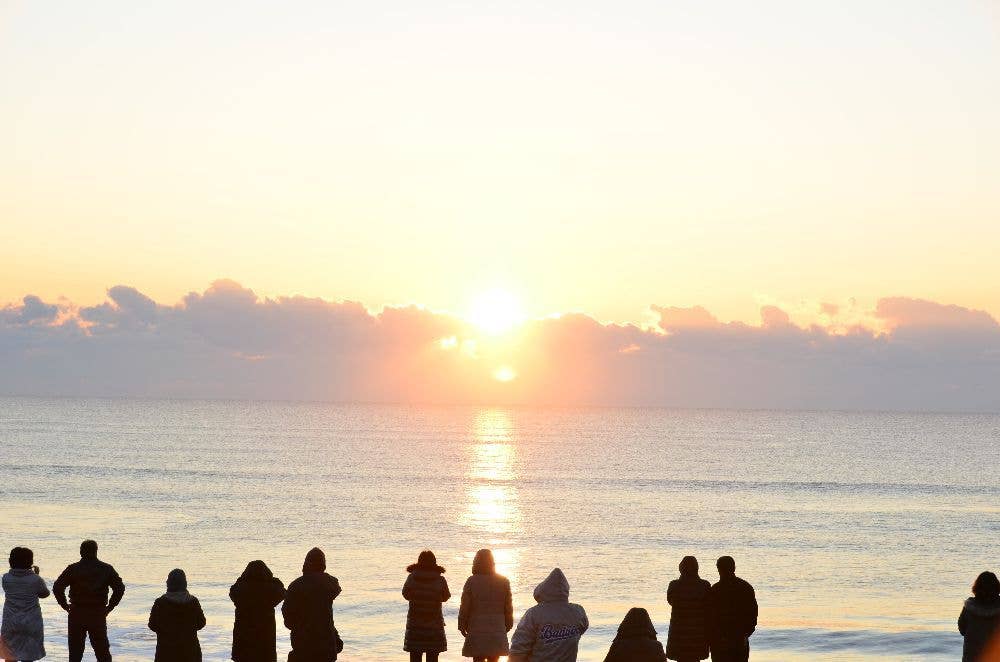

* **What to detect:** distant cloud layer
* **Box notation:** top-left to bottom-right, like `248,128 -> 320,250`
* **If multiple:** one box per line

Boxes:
2,281 -> 998,412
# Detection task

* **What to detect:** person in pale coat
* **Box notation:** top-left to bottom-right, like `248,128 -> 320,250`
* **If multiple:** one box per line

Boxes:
508,567 -> 588,662
958,571 -> 1000,662
1,547 -> 50,662
458,549 -> 513,662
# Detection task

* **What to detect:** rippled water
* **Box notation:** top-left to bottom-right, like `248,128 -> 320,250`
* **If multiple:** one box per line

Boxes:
1,397 -> 997,660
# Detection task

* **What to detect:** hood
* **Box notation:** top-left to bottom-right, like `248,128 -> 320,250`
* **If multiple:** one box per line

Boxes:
167,568 -> 187,592
161,590 -> 197,604
407,564 -> 446,575
239,560 -> 274,582
304,547 -> 326,573
533,567 -> 570,604
965,597 -> 1000,617
615,607 -> 657,640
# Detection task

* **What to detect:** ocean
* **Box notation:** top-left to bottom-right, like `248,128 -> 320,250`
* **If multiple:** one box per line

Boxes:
1,397 -> 997,660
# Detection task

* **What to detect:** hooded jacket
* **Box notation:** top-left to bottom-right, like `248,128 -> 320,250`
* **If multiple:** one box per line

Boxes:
230,560 -> 286,662
509,568 -> 589,662
402,561 -> 451,653
958,597 -> 1000,662
53,550 -> 125,611
603,607 -> 665,662
458,551 -> 514,658
666,574 -> 711,660
1,568 -> 50,661
148,570 -> 206,662
282,548 -> 343,661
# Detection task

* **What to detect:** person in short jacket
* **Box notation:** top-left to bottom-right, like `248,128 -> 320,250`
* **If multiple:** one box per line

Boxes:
708,557 -> 757,662
230,560 -> 286,662
53,539 -> 125,662
603,607 -> 665,662
1,547 -> 50,662
458,549 -> 513,662
508,567 -> 588,662
666,556 -> 711,662
958,571 -> 1000,662
148,569 -> 206,662
282,548 -> 343,662
402,550 -> 451,662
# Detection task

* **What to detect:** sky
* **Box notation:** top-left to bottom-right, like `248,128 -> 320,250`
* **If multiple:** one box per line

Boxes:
2,2 -> 999,408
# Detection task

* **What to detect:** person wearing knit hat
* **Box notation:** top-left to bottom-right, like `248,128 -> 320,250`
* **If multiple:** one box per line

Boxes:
148,568 -> 206,662
283,547 -> 344,661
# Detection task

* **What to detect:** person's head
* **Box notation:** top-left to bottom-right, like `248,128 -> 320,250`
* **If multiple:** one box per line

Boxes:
679,555 -> 699,577
166,568 -> 187,592
303,547 -> 326,573
80,539 -> 98,559
8,547 -> 33,570
408,549 -> 445,573
972,571 -> 1000,601
472,549 -> 495,575
717,556 -> 736,578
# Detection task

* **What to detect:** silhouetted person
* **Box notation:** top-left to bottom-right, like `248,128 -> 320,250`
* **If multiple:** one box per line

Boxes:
402,550 -> 451,662
148,569 -> 206,662
458,549 -> 513,662
666,556 -> 711,662
53,540 -> 125,662
509,567 -> 588,662
230,560 -> 286,662
708,557 -> 757,662
958,571 -> 1000,662
282,548 -> 343,661
603,607 -> 665,662
2,547 -> 50,662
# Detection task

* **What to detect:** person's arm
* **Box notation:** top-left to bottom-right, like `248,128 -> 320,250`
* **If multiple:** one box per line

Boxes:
35,574 -> 50,599
667,579 -> 675,605
193,598 -> 207,630
457,579 -> 472,635
958,605 -> 968,635
148,600 -> 161,632
52,566 -> 71,611
329,576 -> 342,600
746,585 -> 758,636
270,579 -> 286,607
440,576 -> 451,603
402,574 -> 415,601
504,578 -> 514,631
578,605 -> 589,634
107,566 -> 125,612
282,590 -> 298,630
508,607 -> 536,661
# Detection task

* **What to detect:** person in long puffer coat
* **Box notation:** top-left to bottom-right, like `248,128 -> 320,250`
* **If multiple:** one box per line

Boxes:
958,571 -> 1000,662
148,569 -> 207,662
1,547 -> 50,662
666,556 -> 711,662
603,607 -> 666,662
508,567 -> 588,662
230,560 -> 286,662
458,549 -> 513,662
282,548 -> 343,662
402,550 -> 451,662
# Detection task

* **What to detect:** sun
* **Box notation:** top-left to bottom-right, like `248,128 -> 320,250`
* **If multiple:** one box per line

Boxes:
493,366 -> 517,382
468,289 -> 525,335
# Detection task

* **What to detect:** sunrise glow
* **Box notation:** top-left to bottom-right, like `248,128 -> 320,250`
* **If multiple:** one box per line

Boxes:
468,290 -> 525,336
493,366 -> 517,382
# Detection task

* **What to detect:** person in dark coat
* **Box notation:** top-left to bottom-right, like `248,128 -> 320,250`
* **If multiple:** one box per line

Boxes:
666,556 -> 711,662
603,607 -> 665,662
1,547 -> 50,662
148,569 -> 206,662
402,550 -> 451,662
458,549 -> 513,662
958,571 -> 1000,662
230,560 -> 286,662
282,548 -> 343,662
53,540 -> 125,662
708,556 -> 757,662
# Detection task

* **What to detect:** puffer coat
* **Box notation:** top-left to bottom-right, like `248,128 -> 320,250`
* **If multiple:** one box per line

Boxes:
958,597 -> 1000,662
230,561 -> 286,662
666,574 -> 711,661
402,565 -> 451,653
148,591 -> 207,662
458,572 -> 513,657
604,607 -> 665,662
1,569 -> 50,661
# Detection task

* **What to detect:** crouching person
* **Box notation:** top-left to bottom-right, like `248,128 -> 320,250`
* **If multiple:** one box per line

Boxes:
508,568 -> 588,661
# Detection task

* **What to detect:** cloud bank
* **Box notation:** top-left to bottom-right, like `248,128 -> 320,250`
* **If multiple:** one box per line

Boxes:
2,281 -> 998,412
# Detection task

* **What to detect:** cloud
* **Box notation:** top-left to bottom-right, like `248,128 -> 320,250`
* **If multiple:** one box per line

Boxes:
1,283 -> 998,412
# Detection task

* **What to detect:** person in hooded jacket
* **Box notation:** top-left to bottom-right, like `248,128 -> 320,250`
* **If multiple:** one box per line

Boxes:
666,556 -> 711,662
52,540 -> 125,662
508,567 -> 588,662
458,549 -> 513,662
148,569 -> 206,662
602,607 -> 665,662
402,550 -> 451,662
958,571 -> 1000,662
1,547 -> 50,662
230,560 -> 286,662
282,548 -> 343,662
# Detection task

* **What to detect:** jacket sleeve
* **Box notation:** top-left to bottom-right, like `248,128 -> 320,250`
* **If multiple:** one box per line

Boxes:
148,600 -> 161,632
458,579 -> 472,631
107,566 -> 125,609
282,591 -> 298,630
578,605 -> 589,634
36,575 -> 50,599
508,607 -> 537,660
402,574 -> 415,601
667,579 -> 675,605
746,585 -> 758,636
53,566 -> 71,609
271,579 -> 286,607
504,579 -> 514,631
193,598 -> 207,630
440,577 -> 451,603
958,605 -> 968,635
330,576 -> 342,600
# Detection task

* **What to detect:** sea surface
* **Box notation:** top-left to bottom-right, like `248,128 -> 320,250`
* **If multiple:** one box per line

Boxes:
1,397 -> 997,660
